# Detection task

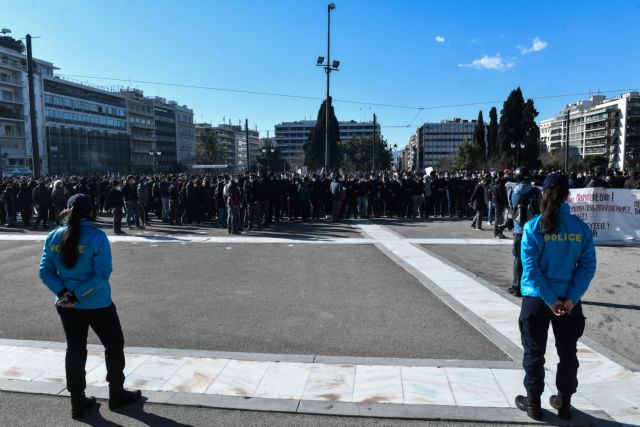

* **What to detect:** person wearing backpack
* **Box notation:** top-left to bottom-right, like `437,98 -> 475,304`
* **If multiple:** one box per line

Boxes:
509,167 -> 541,297
514,173 -> 596,421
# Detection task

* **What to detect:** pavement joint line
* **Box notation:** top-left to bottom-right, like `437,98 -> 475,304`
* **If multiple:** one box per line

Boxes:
373,242 -> 523,361
0,344 -> 570,417
0,380 -> 615,425
417,243 -> 640,374
2,221 -> 638,424
0,339 -> 518,368
351,221 -> 640,426
0,233 -> 515,246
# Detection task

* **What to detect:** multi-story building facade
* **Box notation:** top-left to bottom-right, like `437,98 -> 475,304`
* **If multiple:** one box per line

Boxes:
415,118 -> 477,168
44,77 -> 130,175
405,134 -> 418,171
194,123 -> 260,172
152,98 -> 177,172
539,92 -> 640,169
120,88 -> 156,173
0,45 -> 53,175
274,119 -> 381,170
1,44 -> 198,176
175,105 -> 195,170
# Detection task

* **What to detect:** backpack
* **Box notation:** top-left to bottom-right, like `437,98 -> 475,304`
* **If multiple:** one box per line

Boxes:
513,188 -> 540,226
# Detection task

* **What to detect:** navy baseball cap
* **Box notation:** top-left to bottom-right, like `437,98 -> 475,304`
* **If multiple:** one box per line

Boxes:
66,193 -> 92,215
542,173 -> 569,192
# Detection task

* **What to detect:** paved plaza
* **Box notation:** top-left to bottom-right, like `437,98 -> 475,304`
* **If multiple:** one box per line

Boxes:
0,218 -> 639,426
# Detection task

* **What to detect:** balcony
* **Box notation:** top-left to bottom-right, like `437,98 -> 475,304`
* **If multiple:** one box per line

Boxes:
0,75 -> 22,87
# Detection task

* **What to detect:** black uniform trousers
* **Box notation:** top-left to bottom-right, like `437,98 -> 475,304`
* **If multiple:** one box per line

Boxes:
519,297 -> 586,397
512,233 -> 523,290
57,303 -> 126,395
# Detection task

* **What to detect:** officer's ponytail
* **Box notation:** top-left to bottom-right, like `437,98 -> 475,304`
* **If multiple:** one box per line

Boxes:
540,185 -> 569,233
60,206 -> 83,268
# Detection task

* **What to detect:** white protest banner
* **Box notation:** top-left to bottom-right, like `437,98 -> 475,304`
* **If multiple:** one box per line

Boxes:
567,188 -> 640,243
505,183 -> 640,243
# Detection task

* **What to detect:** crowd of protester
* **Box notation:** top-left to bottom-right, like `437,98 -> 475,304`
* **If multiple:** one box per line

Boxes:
1,166 -> 638,235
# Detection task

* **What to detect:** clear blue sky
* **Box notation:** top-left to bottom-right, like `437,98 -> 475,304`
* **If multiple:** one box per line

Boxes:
5,0 -> 640,148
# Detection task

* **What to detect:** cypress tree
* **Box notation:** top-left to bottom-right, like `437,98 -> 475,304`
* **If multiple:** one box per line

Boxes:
472,110 -> 486,163
521,98 -> 541,169
303,97 -> 341,171
497,88 -> 541,168
497,87 -> 525,164
486,107 -> 498,158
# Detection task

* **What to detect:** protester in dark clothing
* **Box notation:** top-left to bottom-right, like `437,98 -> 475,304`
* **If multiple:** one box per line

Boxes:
17,182 -> 33,227
51,180 -> 67,225
33,181 -> 52,228
624,171 -> 640,189
1,182 -> 17,226
298,177 -> 312,222
168,179 -> 182,225
585,167 -> 609,188
491,171 -> 509,239
105,180 -> 124,235
469,178 -> 488,230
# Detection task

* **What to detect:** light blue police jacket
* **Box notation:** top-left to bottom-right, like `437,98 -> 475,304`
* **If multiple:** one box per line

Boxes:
520,203 -> 596,307
39,219 -> 113,309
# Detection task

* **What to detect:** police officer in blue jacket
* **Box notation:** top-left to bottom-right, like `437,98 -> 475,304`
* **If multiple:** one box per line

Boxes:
514,173 -> 596,421
39,194 -> 141,420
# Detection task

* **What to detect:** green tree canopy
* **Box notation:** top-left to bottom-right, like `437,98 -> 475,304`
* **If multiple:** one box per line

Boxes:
341,136 -> 393,172
497,87 -> 540,169
450,139 -> 482,170
304,97 -> 341,171
196,130 -> 223,164
0,36 -> 25,54
578,155 -> 608,172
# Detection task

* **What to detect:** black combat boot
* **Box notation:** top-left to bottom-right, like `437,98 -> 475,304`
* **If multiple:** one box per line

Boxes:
550,392 -> 572,419
71,393 -> 96,420
108,386 -> 142,411
515,392 -> 543,421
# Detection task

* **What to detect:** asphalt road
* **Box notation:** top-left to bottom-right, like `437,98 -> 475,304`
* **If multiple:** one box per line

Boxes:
377,217 -> 505,240
0,391 -> 535,427
0,241 -> 506,360
0,216 -> 362,240
425,243 -> 640,364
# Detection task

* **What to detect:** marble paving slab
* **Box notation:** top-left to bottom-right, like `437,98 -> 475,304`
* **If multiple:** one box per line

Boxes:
205,359 -> 270,397
301,363 -> 356,402
253,362 -> 313,400
445,367 -> 509,408
352,365 -> 403,404
161,357 -> 229,394
124,355 -> 187,391
401,366 -> 456,405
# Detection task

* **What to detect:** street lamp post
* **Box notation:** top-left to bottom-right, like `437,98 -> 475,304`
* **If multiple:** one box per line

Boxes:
316,3 -> 339,173
149,149 -> 162,174
510,142 -> 525,167
393,143 -> 398,170
262,147 -> 275,171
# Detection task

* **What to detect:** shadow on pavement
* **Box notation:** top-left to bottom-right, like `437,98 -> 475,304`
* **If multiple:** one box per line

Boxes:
79,400 -> 193,427
540,407 -> 623,427
582,300 -> 640,311
371,217 -> 470,227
